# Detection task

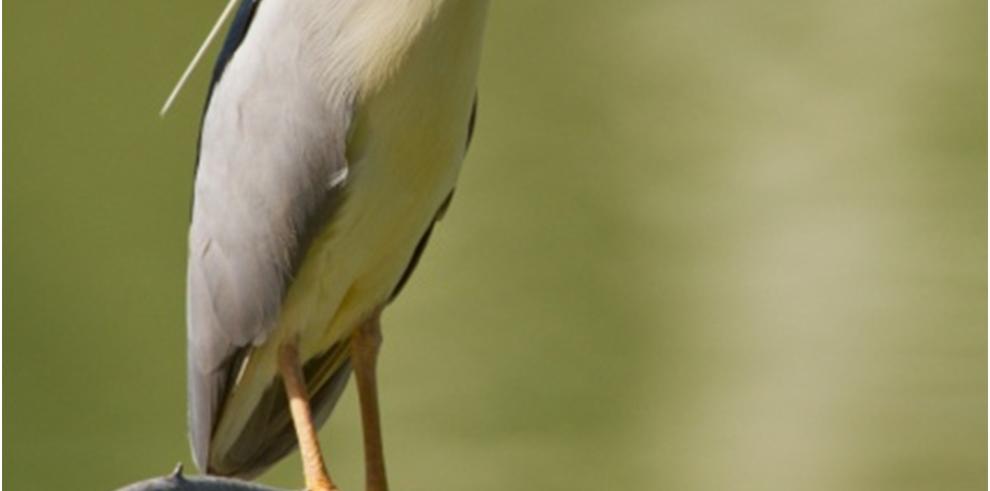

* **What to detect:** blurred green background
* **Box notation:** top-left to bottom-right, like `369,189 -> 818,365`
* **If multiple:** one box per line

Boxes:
4,1 -> 986,490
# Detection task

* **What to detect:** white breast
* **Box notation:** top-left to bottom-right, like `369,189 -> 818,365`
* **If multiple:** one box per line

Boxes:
285,0 -> 489,358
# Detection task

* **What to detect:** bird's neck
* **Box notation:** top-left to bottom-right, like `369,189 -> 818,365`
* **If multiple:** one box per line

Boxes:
350,0 -> 448,96
300,0 -> 485,101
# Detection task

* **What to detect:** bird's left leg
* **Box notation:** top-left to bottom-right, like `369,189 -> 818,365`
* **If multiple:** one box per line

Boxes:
279,341 -> 339,491
350,309 -> 389,491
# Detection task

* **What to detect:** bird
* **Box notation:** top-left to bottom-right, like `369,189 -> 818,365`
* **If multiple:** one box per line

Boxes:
172,1 -> 489,490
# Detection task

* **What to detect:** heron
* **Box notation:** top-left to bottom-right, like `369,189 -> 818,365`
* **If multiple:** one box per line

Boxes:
168,1 -> 489,489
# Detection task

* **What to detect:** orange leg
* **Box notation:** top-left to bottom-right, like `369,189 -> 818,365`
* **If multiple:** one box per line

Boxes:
279,342 -> 339,491
351,312 -> 389,491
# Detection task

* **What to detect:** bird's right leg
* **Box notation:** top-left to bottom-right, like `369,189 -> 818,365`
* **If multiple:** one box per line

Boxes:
279,341 -> 340,491
350,310 -> 388,491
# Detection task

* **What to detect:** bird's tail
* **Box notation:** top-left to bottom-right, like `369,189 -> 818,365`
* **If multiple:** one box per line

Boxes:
205,343 -> 352,478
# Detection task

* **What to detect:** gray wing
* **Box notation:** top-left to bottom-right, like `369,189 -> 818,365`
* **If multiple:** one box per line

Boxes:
186,4 -> 355,471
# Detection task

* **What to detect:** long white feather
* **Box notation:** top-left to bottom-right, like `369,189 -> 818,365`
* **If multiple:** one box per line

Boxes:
160,0 -> 241,116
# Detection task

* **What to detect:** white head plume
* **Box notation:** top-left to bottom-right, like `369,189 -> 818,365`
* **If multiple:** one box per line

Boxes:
160,0 -> 241,116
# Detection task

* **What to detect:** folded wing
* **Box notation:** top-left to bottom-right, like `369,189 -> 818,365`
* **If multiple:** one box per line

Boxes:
186,0 -> 355,474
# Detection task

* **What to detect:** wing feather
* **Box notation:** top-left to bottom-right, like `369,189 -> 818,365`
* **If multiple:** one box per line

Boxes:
186,0 -> 355,472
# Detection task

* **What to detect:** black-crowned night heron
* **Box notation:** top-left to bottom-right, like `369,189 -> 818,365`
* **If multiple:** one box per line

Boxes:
169,2 -> 489,490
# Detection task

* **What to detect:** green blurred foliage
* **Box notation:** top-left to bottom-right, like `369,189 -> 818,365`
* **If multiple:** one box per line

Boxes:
4,1 -> 986,490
